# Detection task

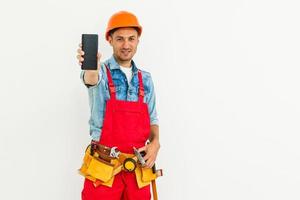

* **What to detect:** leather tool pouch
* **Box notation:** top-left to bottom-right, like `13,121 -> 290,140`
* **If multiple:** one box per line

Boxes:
141,167 -> 157,182
79,145 -> 115,183
135,166 -> 162,188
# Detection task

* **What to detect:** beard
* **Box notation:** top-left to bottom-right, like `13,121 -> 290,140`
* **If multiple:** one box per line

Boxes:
116,49 -> 135,61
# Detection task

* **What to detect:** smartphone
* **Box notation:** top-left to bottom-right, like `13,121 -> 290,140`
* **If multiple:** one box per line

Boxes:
81,34 -> 98,70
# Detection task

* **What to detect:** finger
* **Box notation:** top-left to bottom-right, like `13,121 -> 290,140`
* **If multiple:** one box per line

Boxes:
97,62 -> 101,70
149,161 -> 155,168
138,146 -> 147,153
145,158 -> 155,168
76,55 -> 84,61
144,152 -> 151,161
77,48 -> 84,55
97,52 -> 102,60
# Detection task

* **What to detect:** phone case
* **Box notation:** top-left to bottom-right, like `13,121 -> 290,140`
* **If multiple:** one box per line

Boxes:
81,34 -> 98,70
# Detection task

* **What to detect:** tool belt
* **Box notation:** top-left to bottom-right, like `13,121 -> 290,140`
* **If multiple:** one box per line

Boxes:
78,142 -> 163,188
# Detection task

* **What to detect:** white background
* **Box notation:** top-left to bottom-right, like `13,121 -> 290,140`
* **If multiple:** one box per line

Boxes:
0,0 -> 300,199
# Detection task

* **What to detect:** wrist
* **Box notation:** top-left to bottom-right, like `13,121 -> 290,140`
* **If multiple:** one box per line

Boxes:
151,139 -> 160,148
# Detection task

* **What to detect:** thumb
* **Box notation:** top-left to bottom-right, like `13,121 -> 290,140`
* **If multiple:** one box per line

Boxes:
97,52 -> 102,61
97,52 -> 102,70
138,146 -> 147,153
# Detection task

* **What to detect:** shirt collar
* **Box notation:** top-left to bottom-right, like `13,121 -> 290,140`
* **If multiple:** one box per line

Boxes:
107,55 -> 139,74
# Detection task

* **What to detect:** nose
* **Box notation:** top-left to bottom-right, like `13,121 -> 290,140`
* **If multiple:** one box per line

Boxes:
122,40 -> 130,49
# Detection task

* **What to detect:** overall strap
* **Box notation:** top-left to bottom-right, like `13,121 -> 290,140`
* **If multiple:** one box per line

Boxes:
137,70 -> 145,102
105,63 -> 144,102
104,63 -> 116,100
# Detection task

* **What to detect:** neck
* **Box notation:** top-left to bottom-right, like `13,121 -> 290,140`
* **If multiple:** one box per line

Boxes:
113,54 -> 131,68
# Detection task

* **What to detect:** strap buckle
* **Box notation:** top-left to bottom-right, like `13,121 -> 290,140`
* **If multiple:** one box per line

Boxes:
139,88 -> 145,97
109,84 -> 116,93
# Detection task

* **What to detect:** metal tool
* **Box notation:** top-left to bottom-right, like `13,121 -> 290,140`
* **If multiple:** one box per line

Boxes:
133,147 -> 146,166
110,146 -> 120,158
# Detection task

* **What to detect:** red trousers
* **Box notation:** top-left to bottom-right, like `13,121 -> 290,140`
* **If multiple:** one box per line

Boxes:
81,171 -> 151,200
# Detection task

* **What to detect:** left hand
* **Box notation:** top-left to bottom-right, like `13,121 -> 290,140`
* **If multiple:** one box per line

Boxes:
138,140 -> 160,168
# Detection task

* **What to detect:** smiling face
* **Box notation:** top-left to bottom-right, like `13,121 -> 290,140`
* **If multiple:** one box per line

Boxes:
108,27 -> 139,66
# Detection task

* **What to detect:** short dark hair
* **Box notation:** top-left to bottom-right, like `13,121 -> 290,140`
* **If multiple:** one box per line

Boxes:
109,27 -> 140,38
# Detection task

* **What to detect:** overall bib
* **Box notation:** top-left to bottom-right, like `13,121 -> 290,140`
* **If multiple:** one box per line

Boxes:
82,64 -> 151,200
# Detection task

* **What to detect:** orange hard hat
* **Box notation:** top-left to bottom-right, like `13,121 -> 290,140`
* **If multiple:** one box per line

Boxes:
105,11 -> 142,41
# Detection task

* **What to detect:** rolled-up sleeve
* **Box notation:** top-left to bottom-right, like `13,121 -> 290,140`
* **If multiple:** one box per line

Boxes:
80,70 -> 102,89
146,74 -> 159,125
80,65 -> 106,141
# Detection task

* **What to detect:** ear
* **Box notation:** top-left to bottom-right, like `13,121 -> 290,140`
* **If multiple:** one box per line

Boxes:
108,36 -> 113,46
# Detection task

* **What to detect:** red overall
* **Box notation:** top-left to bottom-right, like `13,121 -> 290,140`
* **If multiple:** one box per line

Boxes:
82,64 -> 151,200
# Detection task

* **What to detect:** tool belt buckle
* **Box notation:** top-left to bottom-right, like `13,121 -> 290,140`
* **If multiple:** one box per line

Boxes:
90,141 -> 98,156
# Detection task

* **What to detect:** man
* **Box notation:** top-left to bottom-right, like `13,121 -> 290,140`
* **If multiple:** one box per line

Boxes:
76,11 -> 160,199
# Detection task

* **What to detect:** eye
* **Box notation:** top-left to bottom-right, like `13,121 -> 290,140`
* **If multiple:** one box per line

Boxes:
115,37 -> 123,41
